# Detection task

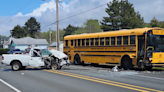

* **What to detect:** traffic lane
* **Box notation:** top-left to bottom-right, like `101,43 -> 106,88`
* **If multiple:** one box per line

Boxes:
0,82 -> 16,92
1,63 -> 163,92
0,66 -> 136,92
61,68 -> 164,91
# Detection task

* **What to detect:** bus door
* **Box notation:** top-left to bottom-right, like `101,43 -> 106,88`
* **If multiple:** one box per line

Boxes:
137,35 -> 145,67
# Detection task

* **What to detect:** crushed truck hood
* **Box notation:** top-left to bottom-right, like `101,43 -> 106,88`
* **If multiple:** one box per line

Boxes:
50,49 -> 67,59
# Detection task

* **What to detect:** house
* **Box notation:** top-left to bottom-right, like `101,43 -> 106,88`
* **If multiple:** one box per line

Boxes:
48,41 -> 63,52
8,37 -> 48,50
0,37 -> 10,49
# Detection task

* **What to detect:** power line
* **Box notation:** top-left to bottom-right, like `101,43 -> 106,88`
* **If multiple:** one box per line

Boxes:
0,0 -> 35,24
41,3 -> 107,30
22,0 -> 43,15
59,3 -> 84,23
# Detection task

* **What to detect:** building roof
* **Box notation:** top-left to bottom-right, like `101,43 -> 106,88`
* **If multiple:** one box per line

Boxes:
11,37 -> 48,45
49,41 -> 63,47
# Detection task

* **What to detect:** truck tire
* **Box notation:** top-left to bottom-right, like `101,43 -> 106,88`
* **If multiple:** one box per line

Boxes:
11,62 -> 22,71
51,63 -> 59,70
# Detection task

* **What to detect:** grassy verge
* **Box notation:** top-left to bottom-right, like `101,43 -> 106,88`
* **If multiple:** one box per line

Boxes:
153,67 -> 164,70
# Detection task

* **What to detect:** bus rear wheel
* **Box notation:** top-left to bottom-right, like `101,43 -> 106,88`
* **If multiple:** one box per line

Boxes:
121,57 -> 132,70
74,55 -> 81,65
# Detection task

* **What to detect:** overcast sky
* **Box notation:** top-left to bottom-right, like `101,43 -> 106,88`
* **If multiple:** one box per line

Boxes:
0,0 -> 164,36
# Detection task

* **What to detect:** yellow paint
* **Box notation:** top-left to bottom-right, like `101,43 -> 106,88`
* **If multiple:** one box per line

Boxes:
152,52 -> 164,63
44,70 -> 163,92
153,30 -> 164,35
64,27 -> 164,67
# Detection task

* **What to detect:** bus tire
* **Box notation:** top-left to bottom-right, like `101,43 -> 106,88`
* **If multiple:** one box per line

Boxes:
144,66 -> 152,70
121,56 -> 132,70
74,55 -> 81,65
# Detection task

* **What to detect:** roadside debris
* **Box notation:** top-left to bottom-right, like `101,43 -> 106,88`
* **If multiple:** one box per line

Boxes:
112,66 -> 118,72
21,73 -> 24,75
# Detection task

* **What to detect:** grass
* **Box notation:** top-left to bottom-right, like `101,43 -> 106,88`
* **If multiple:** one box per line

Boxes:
153,67 -> 164,70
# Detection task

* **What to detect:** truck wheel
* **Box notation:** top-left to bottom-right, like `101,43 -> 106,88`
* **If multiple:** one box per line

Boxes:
121,57 -> 132,70
51,63 -> 59,70
74,55 -> 81,65
12,62 -> 22,71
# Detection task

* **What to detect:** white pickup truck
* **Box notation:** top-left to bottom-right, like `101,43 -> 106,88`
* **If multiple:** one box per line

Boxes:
1,47 -> 70,71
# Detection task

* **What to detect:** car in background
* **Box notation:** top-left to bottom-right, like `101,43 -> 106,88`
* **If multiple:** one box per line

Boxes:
7,48 -> 22,54
25,48 -> 31,54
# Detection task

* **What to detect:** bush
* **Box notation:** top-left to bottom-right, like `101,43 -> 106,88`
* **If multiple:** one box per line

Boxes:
0,48 -> 10,55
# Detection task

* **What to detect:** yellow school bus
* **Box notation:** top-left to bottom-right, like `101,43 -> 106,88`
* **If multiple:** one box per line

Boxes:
64,27 -> 164,70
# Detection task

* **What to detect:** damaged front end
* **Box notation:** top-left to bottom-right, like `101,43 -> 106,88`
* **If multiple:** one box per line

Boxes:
41,49 -> 70,70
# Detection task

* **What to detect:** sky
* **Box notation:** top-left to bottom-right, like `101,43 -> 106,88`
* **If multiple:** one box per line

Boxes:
0,0 -> 164,36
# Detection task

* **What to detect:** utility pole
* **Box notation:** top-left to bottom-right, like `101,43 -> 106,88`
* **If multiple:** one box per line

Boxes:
49,28 -> 51,44
56,0 -> 60,51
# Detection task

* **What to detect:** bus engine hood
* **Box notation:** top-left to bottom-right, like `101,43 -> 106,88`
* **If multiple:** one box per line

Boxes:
49,49 -> 68,59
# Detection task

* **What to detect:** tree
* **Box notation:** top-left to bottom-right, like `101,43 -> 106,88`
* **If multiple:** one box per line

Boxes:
24,17 -> 41,38
73,19 -> 102,34
101,0 -> 121,31
85,19 -> 102,33
160,21 -> 164,28
10,25 -> 27,38
150,17 -> 160,27
63,24 -> 77,37
101,0 -> 144,31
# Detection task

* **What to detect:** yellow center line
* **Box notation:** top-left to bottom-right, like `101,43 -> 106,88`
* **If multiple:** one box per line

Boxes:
44,70 -> 149,92
50,70 -> 163,92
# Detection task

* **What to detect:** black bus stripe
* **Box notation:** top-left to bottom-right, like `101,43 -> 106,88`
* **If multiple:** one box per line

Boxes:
81,54 -> 121,57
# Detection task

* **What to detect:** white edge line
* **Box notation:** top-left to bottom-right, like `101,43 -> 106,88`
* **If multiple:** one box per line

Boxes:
0,79 -> 21,92
133,74 -> 164,81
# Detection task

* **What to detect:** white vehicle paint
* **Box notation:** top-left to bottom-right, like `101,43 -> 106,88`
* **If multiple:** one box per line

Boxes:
1,47 -> 70,71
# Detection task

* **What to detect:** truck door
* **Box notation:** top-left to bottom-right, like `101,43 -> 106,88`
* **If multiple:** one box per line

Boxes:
29,50 -> 44,67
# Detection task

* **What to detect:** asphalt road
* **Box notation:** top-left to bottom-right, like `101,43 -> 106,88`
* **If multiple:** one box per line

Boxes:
0,63 -> 164,92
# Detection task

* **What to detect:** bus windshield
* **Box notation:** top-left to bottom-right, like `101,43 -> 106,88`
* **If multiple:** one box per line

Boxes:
152,35 -> 164,51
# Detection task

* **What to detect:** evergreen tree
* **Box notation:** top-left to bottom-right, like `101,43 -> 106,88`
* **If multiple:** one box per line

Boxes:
63,24 -> 78,37
101,0 -> 144,31
24,17 -> 41,38
10,25 -> 26,38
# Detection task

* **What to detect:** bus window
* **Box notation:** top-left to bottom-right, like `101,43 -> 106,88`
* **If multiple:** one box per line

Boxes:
86,39 -> 89,46
71,40 -> 73,46
117,36 -> 121,45
130,35 -> 136,44
91,38 -> 94,46
100,38 -> 104,46
105,37 -> 109,46
111,37 -> 115,45
75,40 -> 77,47
123,36 -> 128,45
82,39 -> 85,46
65,40 -> 68,47
78,39 -> 80,46
95,38 -> 99,46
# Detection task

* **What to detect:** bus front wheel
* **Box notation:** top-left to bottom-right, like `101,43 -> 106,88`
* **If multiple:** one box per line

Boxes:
121,57 -> 132,70
74,55 -> 81,65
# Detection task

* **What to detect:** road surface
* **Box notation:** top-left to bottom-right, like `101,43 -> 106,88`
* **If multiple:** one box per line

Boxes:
0,63 -> 164,92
